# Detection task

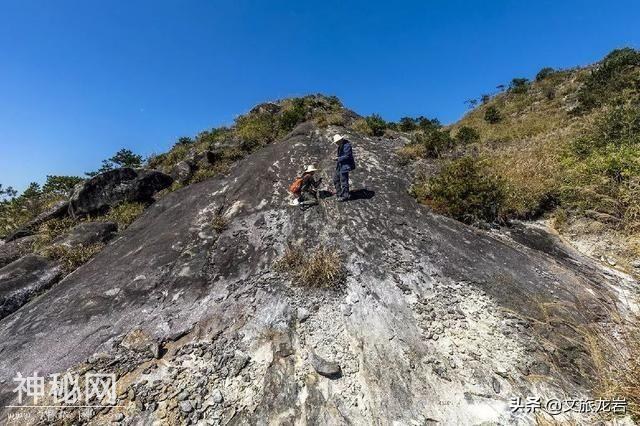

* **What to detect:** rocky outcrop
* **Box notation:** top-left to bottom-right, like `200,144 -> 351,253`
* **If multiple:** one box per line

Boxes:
0,235 -> 36,268
52,221 -> 117,247
0,255 -> 62,320
0,123 -> 637,424
69,168 -> 173,216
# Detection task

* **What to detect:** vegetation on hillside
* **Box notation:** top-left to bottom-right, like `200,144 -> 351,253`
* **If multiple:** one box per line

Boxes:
403,46 -> 640,262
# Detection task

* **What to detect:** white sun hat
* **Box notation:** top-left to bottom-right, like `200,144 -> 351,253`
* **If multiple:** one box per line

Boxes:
304,165 -> 318,173
332,134 -> 345,144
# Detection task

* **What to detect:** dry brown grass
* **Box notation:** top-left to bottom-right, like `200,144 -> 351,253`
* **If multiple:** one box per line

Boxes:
40,243 -> 105,274
211,214 -> 228,233
274,245 -> 345,289
397,144 -> 427,165
578,308 -> 640,423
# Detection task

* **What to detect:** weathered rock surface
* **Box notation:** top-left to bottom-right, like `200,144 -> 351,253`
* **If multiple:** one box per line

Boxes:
52,221 -> 117,247
69,168 -> 173,216
0,255 -> 62,320
0,123 -> 637,425
0,235 -> 36,268
170,160 -> 194,183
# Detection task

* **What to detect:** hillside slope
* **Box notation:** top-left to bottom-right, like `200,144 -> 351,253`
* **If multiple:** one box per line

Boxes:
0,122 -> 637,424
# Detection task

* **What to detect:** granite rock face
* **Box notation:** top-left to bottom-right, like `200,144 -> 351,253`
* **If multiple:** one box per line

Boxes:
0,123 -> 637,424
0,235 -> 36,268
52,221 -> 117,247
0,254 -> 62,320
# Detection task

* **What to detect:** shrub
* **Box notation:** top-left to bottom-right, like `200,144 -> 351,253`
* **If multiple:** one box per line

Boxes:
509,78 -> 529,94
0,183 -> 65,239
413,156 -> 505,224
235,112 -> 277,151
365,114 -> 388,136
536,67 -> 555,81
575,47 -> 640,112
278,98 -> 306,132
40,243 -> 105,274
414,129 -> 454,158
87,149 -> 143,176
418,117 -> 441,133
398,117 -> 418,132
455,126 -> 480,145
481,94 -> 491,105
562,103 -> 640,231
274,245 -> 345,289
484,106 -> 502,124
42,175 -> 83,195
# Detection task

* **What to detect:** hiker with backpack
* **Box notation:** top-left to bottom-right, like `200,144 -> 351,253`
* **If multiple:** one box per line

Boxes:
332,134 -> 356,201
289,165 -> 322,210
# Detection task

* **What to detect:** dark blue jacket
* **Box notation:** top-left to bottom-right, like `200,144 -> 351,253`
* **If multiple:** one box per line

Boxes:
336,141 -> 356,172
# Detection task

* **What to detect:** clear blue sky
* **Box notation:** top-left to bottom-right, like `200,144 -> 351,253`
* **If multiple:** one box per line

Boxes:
1,0 -> 639,192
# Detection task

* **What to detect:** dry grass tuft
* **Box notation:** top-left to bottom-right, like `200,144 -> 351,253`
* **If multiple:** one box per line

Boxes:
211,214 -> 228,233
40,243 -> 105,274
100,202 -> 146,231
274,245 -> 345,289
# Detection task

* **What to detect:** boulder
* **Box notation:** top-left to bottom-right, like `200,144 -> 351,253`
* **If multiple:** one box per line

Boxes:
69,168 -> 173,216
52,222 -> 117,247
0,235 -> 37,268
0,255 -> 62,319
170,160 -> 194,184
310,353 -> 342,379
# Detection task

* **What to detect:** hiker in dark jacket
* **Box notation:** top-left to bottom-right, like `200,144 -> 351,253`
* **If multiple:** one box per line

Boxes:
332,134 -> 355,201
298,165 -> 321,210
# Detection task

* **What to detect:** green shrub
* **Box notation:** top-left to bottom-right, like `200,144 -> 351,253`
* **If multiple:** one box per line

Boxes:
42,175 -> 83,196
87,149 -> 143,176
235,112 -> 277,151
510,78 -> 529,94
484,106 -> 502,124
455,126 -> 480,145
414,129 -> 454,158
0,183 -> 65,239
278,98 -> 307,132
413,156 -> 505,224
398,117 -> 418,132
561,103 -> 640,230
575,47 -> 640,112
365,114 -> 388,136
536,67 -> 555,81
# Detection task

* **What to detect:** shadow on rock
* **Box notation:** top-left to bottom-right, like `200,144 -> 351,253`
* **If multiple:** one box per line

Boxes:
348,188 -> 375,201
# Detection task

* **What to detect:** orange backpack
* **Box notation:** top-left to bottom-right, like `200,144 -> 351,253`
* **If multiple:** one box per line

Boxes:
289,177 -> 304,194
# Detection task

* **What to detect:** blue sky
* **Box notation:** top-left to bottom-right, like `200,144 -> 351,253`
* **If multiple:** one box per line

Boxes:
1,0 -> 639,192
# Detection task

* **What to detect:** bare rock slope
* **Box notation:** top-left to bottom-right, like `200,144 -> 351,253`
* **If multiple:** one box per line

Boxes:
0,122 -> 637,424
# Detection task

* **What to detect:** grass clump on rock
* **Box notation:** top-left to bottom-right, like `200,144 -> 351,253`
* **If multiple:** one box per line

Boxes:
40,243 -> 105,274
275,245 -> 345,289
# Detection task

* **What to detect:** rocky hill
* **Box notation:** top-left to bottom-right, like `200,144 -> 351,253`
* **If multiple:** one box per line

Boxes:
0,111 -> 638,424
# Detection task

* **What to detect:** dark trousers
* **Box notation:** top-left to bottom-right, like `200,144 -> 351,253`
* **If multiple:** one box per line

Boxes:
333,169 -> 350,199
